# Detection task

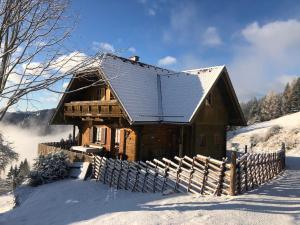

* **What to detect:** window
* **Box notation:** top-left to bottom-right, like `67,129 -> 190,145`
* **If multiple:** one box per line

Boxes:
205,93 -> 212,106
199,135 -> 206,147
214,134 -> 222,145
93,126 -> 106,144
100,88 -> 106,101
115,129 -> 121,144
96,88 -> 101,100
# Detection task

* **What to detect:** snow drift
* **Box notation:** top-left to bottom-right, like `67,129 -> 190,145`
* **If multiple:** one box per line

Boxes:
228,111 -> 300,152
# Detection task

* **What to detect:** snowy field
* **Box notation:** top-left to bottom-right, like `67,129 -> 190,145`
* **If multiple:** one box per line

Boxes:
0,149 -> 299,225
228,112 -> 300,152
0,113 -> 300,225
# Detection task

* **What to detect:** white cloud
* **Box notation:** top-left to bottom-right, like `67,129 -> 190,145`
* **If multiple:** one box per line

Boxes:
43,93 -> 60,103
51,51 -> 88,74
158,56 -> 177,66
7,72 -> 21,84
270,74 -> 299,91
229,19 -> 300,101
148,8 -> 156,16
62,81 -> 69,89
128,47 -> 136,53
202,27 -> 222,46
92,42 -> 115,53
241,20 -> 300,56
162,3 -> 197,43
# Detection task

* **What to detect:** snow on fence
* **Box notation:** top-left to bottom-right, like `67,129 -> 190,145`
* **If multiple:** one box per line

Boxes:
92,147 -> 285,196
233,148 -> 286,195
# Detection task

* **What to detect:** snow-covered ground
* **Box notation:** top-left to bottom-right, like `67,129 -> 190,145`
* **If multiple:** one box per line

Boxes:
1,113 -> 299,225
228,112 -> 300,152
0,149 -> 299,225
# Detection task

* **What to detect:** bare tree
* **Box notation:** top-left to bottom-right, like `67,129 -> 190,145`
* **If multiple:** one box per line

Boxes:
0,0 -> 103,120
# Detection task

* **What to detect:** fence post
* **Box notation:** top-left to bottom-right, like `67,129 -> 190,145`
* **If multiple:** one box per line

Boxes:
229,151 -> 237,196
281,142 -> 286,169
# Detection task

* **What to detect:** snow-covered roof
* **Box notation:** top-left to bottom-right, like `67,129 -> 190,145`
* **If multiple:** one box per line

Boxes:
100,54 -> 225,124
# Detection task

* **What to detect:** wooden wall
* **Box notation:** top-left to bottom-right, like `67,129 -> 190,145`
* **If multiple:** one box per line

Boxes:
81,121 -> 91,146
80,123 -> 138,161
189,84 -> 229,159
76,76 -> 231,161
120,128 -> 138,161
138,125 -> 180,161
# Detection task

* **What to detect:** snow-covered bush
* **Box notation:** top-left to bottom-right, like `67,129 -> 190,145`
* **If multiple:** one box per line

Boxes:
264,125 -> 282,141
30,151 -> 69,186
250,134 -> 263,146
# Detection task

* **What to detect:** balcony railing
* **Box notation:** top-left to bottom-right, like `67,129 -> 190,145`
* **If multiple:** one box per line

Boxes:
38,141 -> 94,162
64,100 -> 123,117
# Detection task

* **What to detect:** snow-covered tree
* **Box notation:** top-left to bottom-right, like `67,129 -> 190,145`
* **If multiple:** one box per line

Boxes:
290,78 -> 300,113
30,151 -> 69,186
281,83 -> 292,115
6,165 -> 14,180
248,97 -> 261,123
18,158 -> 30,181
0,133 -> 18,172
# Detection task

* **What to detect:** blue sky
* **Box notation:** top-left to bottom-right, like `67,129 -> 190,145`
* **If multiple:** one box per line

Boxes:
14,0 -> 300,111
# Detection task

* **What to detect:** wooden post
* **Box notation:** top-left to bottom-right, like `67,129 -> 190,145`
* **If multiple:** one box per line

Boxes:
281,142 -> 286,169
229,151 -> 237,196
179,126 -> 184,157
245,154 -> 248,191
110,128 -> 116,158
78,125 -> 82,146
72,125 -> 76,144
245,145 -> 247,154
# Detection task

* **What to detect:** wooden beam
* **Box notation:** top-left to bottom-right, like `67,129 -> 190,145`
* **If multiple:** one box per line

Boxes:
66,112 -> 123,117
65,100 -> 118,106
229,151 -> 237,196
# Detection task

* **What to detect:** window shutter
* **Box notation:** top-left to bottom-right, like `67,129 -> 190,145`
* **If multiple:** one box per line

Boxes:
89,126 -> 94,143
101,127 -> 107,144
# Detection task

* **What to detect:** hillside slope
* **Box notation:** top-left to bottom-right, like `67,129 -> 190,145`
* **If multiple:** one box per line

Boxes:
228,111 -> 300,152
1,148 -> 300,225
2,109 -> 68,136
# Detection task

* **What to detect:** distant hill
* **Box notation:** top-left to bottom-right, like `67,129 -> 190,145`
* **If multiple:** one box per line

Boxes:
2,109 -> 67,136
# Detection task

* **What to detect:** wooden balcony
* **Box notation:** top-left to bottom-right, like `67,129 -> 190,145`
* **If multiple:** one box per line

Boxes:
64,100 -> 123,117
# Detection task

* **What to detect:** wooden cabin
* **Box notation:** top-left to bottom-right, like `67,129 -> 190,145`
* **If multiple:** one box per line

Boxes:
50,53 -> 246,160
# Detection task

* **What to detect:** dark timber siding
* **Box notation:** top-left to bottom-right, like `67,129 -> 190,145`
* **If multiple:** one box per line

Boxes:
139,125 -> 180,161
189,84 -> 229,159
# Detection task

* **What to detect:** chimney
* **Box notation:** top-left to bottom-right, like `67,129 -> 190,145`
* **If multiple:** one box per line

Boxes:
129,55 -> 139,62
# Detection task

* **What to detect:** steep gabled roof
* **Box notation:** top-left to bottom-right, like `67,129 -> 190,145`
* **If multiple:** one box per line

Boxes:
50,53 -> 246,125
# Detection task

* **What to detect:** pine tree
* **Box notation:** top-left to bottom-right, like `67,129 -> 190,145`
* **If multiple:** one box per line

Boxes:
6,165 -> 14,180
0,133 -> 18,172
281,83 -> 292,115
269,92 -> 282,119
13,165 -> 19,178
247,97 -> 261,123
290,78 -> 300,113
68,133 -> 72,141
18,158 -> 30,179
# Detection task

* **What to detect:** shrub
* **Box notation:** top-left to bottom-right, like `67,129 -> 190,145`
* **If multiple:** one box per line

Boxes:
29,151 -> 69,186
250,134 -> 259,146
264,125 -> 282,141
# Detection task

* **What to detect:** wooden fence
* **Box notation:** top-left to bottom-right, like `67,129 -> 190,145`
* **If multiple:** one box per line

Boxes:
38,141 -> 93,163
92,148 -> 285,196
233,149 -> 286,195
